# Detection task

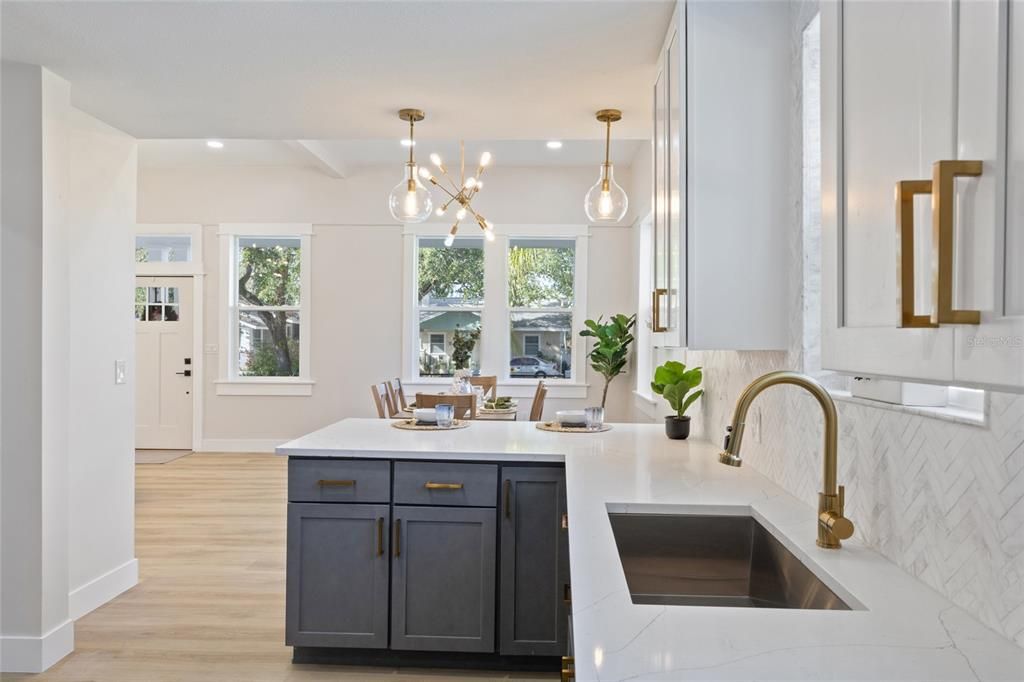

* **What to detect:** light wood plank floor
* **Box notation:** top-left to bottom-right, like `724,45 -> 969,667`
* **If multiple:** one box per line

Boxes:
5,454 -> 554,682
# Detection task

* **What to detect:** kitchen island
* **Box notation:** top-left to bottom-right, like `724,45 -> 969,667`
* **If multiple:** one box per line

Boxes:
277,419 -> 1024,681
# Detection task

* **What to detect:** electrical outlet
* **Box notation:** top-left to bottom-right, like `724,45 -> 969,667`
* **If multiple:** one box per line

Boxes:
114,359 -> 127,385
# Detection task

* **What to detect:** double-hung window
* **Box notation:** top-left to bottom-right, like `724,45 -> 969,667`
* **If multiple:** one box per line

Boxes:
404,225 -> 587,396
218,224 -> 313,396
507,238 -> 576,380
414,236 -> 484,377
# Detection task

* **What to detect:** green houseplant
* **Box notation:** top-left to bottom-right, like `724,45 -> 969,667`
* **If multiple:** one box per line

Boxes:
579,313 -> 636,409
651,361 -> 703,439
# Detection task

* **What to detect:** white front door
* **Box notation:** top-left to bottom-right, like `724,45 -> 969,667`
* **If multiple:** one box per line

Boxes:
135,276 -> 193,449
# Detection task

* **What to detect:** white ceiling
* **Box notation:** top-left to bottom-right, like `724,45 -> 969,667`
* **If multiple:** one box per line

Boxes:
138,138 -> 645,170
2,0 -> 673,141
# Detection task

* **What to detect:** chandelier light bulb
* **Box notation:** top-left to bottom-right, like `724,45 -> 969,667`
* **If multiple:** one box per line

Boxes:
484,228 -> 496,242
464,177 -> 477,190
435,207 -> 446,217
444,230 -> 456,247
418,166 -> 432,180
430,153 -> 442,168
480,151 -> 492,167
456,207 -> 468,220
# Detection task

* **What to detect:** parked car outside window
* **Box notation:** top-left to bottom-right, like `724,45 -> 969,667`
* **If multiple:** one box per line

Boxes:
509,356 -> 561,378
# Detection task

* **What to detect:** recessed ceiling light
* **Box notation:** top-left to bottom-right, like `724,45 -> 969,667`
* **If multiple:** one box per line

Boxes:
206,140 -> 224,149
400,139 -> 416,147
546,141 -> 563,149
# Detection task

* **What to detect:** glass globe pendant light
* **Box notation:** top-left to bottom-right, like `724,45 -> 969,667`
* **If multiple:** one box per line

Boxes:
584,109 -> 629,222
388,109 -> 433,222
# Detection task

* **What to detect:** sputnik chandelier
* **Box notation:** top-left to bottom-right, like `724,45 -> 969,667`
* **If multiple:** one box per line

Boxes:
387,107 -> 495,246
419,142 -> 495,247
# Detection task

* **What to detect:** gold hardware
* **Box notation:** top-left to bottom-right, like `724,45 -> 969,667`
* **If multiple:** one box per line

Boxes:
423,139 -> 494,243
503,479 -> 512,519
717,371 -> 855,549
563,583 -> 572,604
895,179 -> 938,328
424,481 -> 464,490
394,518 -> 401,557
376,517 -> 384,557
561,656 -> 575,682
931,160 -> 982,325
561,512 -> 568,530
398,108 -> 425,123
317,479 -> 355,487
652,288 -> 668,332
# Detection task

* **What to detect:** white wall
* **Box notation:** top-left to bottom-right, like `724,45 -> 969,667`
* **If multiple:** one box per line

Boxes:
1,62 -> 74,673
137,163 -> 638,447
67,108 -> 139,617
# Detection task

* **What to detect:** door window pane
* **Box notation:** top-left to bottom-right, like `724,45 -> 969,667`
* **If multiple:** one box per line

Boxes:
508,239 -> 575,308
136,235 -> 192,263
237,237 -> 301,307
509,312 -> 572,379
417,237 -> 484,307
238,311 -> 300,376
419,310 -> 480,377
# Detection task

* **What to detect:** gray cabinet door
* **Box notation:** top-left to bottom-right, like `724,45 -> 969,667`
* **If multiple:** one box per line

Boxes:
286,503 -> 390,648
499,467 -> 569,656
391,506 -> 497,652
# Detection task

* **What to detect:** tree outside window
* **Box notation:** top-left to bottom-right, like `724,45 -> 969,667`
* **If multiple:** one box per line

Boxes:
236,237 -> 301,377
416,237 -> 484,377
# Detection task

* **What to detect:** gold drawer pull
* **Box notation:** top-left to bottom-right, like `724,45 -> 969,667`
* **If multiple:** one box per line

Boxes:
318,479 -> 355,487
561,656 -> 575,682
652,288 -> 668,332
424,481 -> 464,490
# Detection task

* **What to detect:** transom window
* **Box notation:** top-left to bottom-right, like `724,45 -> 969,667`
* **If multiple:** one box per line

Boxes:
135,234 -> 192,263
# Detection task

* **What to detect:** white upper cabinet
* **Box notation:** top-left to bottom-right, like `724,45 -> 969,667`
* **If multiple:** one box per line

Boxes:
649,1 -> 791,351
822,0 -> 1023,391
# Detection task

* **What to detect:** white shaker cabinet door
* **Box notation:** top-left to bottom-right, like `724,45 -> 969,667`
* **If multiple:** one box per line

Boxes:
952,0 -> 1024,391
821,0 -> 955,381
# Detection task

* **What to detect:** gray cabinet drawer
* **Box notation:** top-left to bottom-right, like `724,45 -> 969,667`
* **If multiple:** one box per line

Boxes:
393,461 -> 497,507
289,459 -> 391,503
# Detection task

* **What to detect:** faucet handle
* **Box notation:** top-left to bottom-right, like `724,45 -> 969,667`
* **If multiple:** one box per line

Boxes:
722,426 -> 733,449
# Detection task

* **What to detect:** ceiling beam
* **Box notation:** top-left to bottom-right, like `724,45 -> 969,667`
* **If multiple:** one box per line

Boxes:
287,140 -> 349,179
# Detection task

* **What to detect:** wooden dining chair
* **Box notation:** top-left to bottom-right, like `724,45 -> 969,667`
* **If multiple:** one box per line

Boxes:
529,381 -> 547,421
371,382 -> 396,418
386,377 -> 408,411
469,375 -> 498,400
416,393 -> 477,420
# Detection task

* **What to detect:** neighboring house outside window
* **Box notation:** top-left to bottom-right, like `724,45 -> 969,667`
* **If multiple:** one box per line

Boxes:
217,224 -> 313,396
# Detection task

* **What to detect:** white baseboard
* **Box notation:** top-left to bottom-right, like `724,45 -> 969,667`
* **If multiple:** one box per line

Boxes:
68,558 -> 139,620
198,438 -> 285,453
0,619 -> 74,673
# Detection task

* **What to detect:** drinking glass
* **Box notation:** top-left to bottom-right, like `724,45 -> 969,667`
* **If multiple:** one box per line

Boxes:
436,403 -> 455,428
585,406 -> 605,430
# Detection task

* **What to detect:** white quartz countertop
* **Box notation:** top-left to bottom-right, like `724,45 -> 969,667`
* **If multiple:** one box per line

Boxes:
277,419 -> 1024,681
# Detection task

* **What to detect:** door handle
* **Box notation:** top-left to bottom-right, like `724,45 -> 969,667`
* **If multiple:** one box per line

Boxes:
175,370 -> 192,377
895,179 -> 938,328
652,288 -> 668,332
394,518 -> 401,557
931,160 -> 982,325
376,517 -> 384,557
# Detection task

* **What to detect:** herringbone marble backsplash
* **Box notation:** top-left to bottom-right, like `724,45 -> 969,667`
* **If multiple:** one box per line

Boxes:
680,349 -> 1024,647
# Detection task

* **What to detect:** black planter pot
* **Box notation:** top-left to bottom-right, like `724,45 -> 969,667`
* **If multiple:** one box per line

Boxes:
664,415 -> 691,440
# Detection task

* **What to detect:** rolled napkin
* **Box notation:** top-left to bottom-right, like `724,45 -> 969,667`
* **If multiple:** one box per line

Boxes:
555,410 -> 586,426
413,408 -> 438,424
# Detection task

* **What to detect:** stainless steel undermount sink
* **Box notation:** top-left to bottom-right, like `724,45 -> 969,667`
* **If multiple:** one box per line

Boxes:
608,513 -> 851,610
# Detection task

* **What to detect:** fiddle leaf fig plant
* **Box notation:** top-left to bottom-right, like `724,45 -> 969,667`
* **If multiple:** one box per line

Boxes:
651,361 -> 704,419
579,313 -> 637,409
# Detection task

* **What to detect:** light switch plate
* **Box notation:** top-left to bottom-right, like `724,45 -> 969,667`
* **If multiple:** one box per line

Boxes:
114,359 -> 127,384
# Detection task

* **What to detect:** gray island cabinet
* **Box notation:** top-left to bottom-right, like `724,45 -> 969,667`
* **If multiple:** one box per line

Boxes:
285,456 -> 568,671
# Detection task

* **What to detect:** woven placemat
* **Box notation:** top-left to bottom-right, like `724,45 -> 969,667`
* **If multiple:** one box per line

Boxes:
535,421 -> 612,434
392,419 -> 471,431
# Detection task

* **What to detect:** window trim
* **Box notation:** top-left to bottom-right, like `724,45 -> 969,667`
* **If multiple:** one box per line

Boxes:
217,224 -> 313,396
402,223 -> 589,398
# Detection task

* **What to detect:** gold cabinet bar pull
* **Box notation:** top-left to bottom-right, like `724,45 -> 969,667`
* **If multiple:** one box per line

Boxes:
503,479 -> 512,519
895,179 -> 938,328
652,288 -> 668,332
424,481 -> 464,490
394,518 -> 401,557
561,656 -> 575,682
376,517 -> 384,557
318,479 -> 355,487
931,160 -> 982,325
